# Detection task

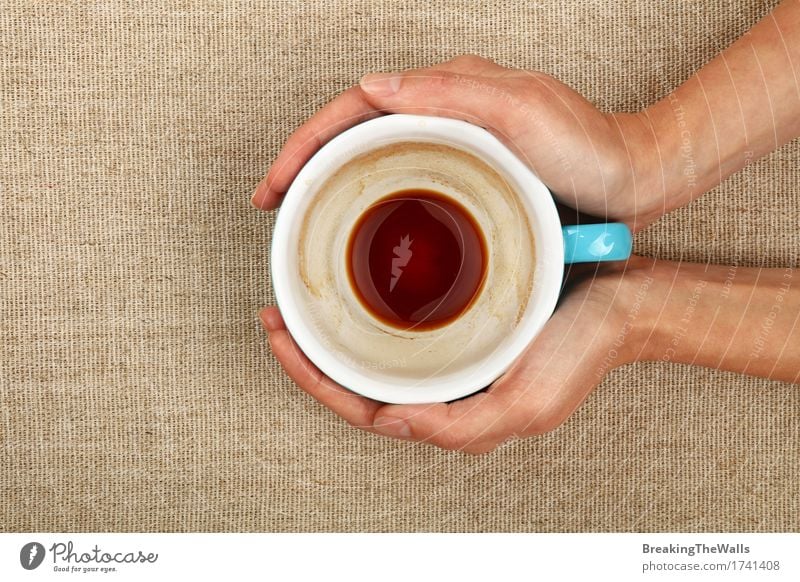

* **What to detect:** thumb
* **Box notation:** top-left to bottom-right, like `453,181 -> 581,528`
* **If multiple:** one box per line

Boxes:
358,69 -> 507,128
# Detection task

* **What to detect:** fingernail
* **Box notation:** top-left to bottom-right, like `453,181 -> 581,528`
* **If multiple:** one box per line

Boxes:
373,416 -> 412,438
250,183 -> 264,208
360,73 -> 402,96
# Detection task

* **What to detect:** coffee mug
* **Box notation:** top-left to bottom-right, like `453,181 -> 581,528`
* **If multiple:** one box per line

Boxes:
271,114 -> 632,404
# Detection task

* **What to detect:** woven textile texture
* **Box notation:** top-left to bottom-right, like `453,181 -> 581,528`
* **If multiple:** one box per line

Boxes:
1,0 -> 798,532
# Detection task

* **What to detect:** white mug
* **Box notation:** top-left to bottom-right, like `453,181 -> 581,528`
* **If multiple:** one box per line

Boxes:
271,114 -> 631,404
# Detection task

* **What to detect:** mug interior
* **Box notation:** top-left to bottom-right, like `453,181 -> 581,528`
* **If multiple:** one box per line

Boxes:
271,115 -> 564,403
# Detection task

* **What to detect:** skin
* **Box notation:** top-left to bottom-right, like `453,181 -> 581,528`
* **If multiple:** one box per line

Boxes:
254,0 -> 800,454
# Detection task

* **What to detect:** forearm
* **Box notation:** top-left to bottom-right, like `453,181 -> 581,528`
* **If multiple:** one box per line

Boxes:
626,0 -> 800,219
630,258 -> 800,383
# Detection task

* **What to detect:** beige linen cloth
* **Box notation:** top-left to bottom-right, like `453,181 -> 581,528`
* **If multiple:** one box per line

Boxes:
1,0 -> 797,532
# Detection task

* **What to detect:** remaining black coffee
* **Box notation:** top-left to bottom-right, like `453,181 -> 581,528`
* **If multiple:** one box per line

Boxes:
346,189 -> 487,331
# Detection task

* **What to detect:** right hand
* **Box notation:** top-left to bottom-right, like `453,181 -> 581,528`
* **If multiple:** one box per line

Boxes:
251,54 -> 659,230
259,256 -> 656,454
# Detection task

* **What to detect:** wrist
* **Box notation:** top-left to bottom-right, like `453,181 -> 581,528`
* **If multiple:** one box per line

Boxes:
608,256 -> 664,364
622,258 -> 726,365
608,110 -> 674,230
632,90 -> 746,223
583,256 -> 662,367
624,257 -> 682,363
620,259 -> 800,382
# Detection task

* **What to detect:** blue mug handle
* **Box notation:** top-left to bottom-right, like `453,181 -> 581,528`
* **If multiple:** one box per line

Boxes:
562,223 -> 632,263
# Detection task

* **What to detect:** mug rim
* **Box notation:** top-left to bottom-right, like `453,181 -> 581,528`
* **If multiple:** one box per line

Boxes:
270,114 -> 564,403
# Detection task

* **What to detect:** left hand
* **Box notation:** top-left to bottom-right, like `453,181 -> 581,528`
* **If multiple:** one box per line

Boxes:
251,55 -> 662,230
260,259 -> 652,454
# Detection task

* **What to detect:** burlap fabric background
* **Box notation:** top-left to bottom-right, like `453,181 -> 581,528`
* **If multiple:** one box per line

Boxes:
1,0 -> 798,532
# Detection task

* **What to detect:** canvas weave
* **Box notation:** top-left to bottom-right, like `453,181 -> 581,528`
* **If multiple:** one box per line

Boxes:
1,0 -> 797,532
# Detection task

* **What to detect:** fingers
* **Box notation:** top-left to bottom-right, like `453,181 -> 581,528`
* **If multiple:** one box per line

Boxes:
259,306 -> 285,331
431,54 -> 505,75
258,264 -> 604,454
371,391 -> 516,454
369,298 -> 609,452
257,270 -> 603,452
258,306 -> 518,452
358,59 -> 514,130
252,55 -> 510,212
257,303 -> 583,452
251,87 -> 382,211
260,311 -> 382,430
487,301 -> 609,437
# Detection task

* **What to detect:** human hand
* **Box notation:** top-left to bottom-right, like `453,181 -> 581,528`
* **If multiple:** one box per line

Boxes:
253,56 -> 662,453
260,258 -> 655,454
251,55 -> 662,230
